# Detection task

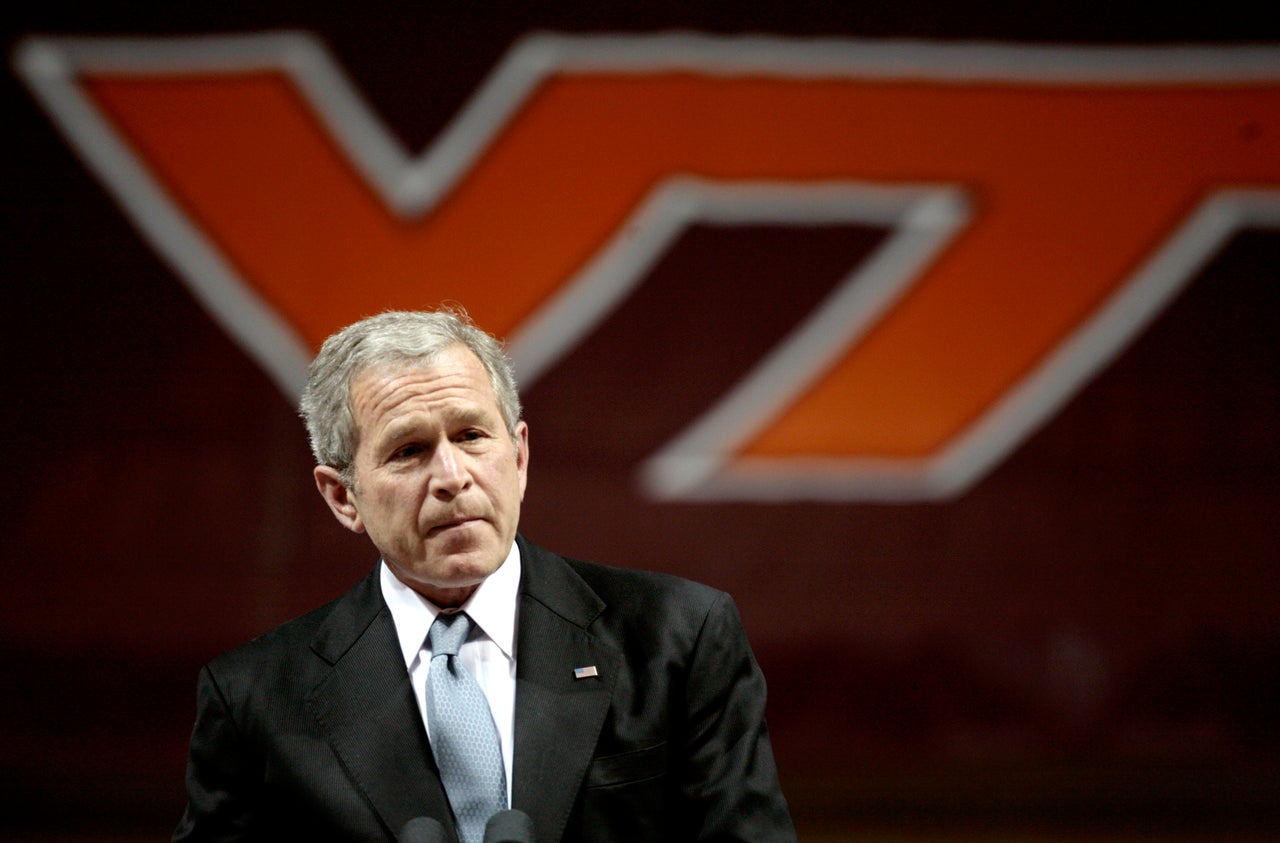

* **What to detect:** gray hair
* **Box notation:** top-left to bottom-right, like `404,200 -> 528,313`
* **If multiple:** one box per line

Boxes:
299,308 -> 522,479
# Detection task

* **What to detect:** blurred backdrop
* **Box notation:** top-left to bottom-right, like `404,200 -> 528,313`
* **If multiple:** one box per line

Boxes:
4,2 -> 1279,841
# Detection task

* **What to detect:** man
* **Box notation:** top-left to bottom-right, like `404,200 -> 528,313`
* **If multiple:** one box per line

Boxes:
173,308 -> 795,842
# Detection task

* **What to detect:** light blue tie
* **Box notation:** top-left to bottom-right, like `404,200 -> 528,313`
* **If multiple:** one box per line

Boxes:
425,612 -> 507,843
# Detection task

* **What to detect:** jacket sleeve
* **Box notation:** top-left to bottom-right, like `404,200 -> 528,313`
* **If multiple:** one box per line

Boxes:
172,664 -> 263,843
677,592 -> 796,842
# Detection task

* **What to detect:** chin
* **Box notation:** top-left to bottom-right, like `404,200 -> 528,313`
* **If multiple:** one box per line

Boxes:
435,550 -> 502,583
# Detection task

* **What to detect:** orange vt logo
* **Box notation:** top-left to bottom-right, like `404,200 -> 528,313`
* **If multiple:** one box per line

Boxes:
15,33 -> 1280,500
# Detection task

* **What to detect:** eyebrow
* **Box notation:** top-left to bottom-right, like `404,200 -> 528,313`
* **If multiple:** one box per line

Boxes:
377,407 -> 494,446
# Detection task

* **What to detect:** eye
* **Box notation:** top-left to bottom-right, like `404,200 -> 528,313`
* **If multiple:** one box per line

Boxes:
391,443 -> 425,460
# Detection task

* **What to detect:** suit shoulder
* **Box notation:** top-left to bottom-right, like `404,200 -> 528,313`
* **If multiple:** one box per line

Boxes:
204,595 -> 338,674
203,562 -> 381,682
561,555 -> 729,617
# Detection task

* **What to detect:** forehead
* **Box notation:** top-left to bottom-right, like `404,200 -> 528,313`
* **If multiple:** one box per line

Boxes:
349,346 -> 500,432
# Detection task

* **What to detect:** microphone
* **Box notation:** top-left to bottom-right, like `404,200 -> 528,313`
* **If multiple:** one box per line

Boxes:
400,816 -> 447,843
482,809 -> 536,843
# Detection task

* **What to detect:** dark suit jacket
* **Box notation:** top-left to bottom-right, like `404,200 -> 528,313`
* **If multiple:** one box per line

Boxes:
173,535 -> 796,842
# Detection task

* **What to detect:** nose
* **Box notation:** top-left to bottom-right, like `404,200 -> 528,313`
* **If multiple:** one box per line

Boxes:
429,442 -> 471,500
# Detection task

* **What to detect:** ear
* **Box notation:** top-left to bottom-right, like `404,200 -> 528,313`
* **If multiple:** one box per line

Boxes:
314,465 -> 366,534
514,420 -> 530,500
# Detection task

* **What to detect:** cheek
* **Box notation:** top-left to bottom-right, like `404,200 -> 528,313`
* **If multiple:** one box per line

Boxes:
364,480 -> 423,523
499,461 -> 526,501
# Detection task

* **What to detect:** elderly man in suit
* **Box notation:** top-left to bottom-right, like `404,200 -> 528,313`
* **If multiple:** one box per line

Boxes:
173,308 -> 795,842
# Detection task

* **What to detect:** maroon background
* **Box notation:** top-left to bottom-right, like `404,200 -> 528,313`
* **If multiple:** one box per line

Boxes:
4,2 -> 1278,840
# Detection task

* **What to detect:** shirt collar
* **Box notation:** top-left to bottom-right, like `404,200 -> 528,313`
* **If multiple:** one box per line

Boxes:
381,540 -> 522,670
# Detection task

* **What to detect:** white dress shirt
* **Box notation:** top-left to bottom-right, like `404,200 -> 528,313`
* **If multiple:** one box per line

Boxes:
381,542 -> 521,805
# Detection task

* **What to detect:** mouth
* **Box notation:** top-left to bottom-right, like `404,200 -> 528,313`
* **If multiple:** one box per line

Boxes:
427,516 -> 478,537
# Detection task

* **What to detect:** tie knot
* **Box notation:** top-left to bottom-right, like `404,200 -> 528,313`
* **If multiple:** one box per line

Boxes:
428,611 -> 471,658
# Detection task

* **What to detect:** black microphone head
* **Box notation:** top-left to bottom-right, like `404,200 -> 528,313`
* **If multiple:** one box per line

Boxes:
400,815 -> 447,843
482,809 -> 536,843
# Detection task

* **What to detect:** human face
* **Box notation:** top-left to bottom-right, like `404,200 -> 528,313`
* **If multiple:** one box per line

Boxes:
314,344 -> 528,607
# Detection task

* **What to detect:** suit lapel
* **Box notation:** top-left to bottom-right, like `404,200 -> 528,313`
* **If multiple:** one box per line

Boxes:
306,567 -> 456,841
512,538 -> 620,843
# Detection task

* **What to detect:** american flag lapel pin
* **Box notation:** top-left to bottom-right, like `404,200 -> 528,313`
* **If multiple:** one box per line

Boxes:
573,665 -> 598,680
